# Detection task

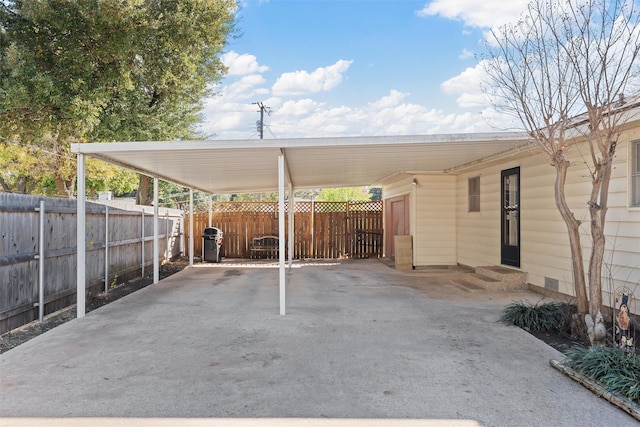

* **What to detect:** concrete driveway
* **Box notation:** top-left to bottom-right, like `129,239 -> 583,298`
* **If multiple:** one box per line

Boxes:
0,259 -> 636,426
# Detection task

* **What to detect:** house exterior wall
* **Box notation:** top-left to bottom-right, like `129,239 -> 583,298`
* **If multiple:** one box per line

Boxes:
382,175 -> 458,266
455,130 -> 640,303
383,122 -> 640,305
381,122 -> 639,305
413,175 -> 458,265
383,178 -> 412,200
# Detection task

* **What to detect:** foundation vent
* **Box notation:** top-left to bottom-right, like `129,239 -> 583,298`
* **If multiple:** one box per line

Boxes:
545,277 -> 559,291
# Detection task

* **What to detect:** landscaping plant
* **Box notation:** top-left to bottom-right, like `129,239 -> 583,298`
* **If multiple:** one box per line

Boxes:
500,300 -> 577,334
563,346 -> 640,405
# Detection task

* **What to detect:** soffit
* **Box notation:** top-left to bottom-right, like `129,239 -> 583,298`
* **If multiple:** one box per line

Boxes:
71,133 -> 531,194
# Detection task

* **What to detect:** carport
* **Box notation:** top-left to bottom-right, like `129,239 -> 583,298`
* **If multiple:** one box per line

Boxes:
70,132 -> 530,317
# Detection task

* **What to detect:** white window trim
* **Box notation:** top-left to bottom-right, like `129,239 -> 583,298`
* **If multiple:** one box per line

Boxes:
468,176 -> 480,213
631,140 -> 640,208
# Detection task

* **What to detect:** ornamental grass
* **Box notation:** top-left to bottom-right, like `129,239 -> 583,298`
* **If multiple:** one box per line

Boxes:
500,300 -> 576,334
564,346 -> 640,405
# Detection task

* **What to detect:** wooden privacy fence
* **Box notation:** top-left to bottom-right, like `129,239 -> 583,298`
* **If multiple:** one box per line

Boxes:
186,200 -> 383,260
0,193 -> 183,333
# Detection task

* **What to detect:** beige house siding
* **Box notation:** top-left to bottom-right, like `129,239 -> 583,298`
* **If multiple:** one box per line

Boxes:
456,168 -> 503,268
455,134 -> 639,303
383,178 -> 412,200
381,122 -> 639,305
413,175 -> 457,265
381,175 -> 458,265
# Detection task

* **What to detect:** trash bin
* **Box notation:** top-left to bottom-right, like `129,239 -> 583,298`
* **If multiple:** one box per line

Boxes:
202,227 -> 223,263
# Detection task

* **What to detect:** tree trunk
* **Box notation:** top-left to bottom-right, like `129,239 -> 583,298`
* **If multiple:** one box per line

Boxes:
55,177 -> 75,198
16,175 -> 28,194
52,140 -> 76,198
587,152 -> 613,319
553,156 -> 589,314
136,175 -> 153,205
0,176 -> 10,192
588,209 -> 606,319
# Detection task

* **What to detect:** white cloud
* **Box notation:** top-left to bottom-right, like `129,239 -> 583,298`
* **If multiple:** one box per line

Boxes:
279,99 -> 323,116
224,74 -> 267,100
369,89 -> 408,109
459,48 -> 474,60
441,65 -> 487,109
222,51 -> 269,76
199,54 -> 517,139
200,81 -> 506,140
272,59 -> 353,96
416,0 -> 530,28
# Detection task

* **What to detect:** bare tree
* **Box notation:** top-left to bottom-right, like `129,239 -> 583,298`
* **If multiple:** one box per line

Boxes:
483,0 -> 640,343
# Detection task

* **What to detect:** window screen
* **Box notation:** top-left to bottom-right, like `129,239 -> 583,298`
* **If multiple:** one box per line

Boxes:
468,176 -> 480,212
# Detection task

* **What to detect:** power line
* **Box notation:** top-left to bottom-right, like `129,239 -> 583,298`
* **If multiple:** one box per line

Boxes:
265,124 -> 278,139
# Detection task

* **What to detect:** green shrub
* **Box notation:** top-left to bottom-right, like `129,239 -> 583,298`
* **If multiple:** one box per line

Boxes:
564,346 -> 640,404
500,300 -> 577,333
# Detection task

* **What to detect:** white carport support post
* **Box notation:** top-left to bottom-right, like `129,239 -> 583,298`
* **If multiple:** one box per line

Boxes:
153,177 -> 159,284
288,182 -> 294,270
37,200 -> 45,322
189,188 -> 194,267
141,211 -> 145,278
278,155 -> 286,315
104,206 -> 109,294
76,153 -> 86,318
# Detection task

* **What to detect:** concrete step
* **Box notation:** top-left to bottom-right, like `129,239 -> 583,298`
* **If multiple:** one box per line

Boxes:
449,277 -> 486,292
466,273 -> 502,289
449,266 -> 528,292
475,266 -> 527,290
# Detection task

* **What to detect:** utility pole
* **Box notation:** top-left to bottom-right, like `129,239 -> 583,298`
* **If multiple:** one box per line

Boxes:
253,102 -> 271,139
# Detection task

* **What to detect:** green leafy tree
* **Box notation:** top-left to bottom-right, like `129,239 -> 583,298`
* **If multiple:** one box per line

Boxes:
0,143 -> 48,193
316,187 -> 372,202
0,0 -> 236,199
86,159 -> 138,198
0,139 -> 137,196
368,187 -> 382,200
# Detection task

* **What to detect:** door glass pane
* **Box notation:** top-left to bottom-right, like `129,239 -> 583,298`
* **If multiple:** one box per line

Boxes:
503,174 -> 519,246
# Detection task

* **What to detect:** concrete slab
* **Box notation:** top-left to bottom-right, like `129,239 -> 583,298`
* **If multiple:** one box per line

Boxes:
1,259 -> 637,426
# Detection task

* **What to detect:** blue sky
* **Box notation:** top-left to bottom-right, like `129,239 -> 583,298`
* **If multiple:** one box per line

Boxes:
200,0 -> 530,139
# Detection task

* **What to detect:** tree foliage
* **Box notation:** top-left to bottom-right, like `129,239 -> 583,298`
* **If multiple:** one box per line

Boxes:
482,0 -> 640,330
316,187 -> 372,202
0,143 -> 49,194
0,0 -> 236,198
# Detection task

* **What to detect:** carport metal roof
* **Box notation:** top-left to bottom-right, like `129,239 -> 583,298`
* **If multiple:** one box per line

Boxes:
71,132 -> 532,319
70,132 -> 531,194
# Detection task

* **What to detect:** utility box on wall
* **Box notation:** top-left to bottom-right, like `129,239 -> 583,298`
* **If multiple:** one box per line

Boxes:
394,235 -> 413,271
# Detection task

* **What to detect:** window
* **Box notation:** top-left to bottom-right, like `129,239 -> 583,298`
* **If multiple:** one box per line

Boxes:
633,140 -> 640,207
468,176 -> 480,212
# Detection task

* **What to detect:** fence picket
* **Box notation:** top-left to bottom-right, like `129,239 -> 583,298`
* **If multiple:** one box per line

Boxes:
0,193 -> 182,333
186,201 -> 383,260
